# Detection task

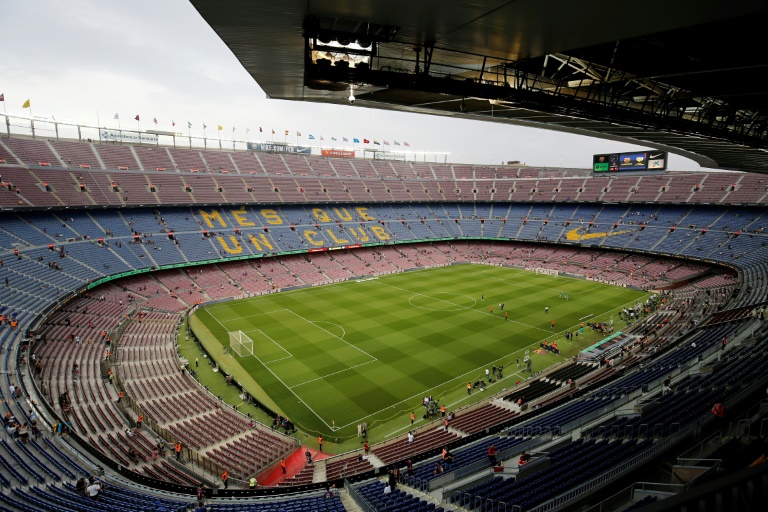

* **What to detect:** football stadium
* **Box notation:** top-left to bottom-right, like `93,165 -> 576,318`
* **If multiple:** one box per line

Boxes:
1,1 -> 767,511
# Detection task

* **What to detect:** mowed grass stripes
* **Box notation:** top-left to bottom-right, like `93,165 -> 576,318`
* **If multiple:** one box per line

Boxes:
192,264 -> 646,437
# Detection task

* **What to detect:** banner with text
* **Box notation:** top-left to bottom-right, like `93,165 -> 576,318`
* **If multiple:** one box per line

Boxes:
100,130 -> 158,144
321,149 -> 355,158
247,142 -> 311,154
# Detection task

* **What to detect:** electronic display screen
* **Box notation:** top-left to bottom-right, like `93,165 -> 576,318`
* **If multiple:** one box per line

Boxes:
593,150 -> 666,173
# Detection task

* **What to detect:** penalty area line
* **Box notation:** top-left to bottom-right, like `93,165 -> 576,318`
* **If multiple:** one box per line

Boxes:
289,359 -> 377,389
206,313 -> 333,430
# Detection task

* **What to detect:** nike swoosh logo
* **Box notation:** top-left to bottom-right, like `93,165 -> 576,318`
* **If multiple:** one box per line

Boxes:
565,227 -> 635,241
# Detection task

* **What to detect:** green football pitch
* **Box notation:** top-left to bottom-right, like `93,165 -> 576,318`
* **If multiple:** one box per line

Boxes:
190,264 -> 647,440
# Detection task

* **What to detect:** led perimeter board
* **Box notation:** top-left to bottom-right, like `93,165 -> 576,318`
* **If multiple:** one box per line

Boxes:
593,150 -> 667,173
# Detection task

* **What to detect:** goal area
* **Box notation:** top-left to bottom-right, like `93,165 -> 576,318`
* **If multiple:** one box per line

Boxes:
229,330 -> 254,358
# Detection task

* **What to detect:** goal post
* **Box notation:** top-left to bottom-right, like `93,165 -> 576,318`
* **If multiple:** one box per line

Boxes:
229,330 -> 254,358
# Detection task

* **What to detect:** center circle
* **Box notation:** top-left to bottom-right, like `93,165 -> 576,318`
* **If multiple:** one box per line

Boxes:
408,292 -> 477,311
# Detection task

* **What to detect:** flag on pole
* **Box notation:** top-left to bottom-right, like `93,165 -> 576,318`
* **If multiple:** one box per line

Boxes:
203,123 -> 207,129
134,114 -> 140,121
363,139 -> 370,144
188,121 -> 192,128
153,117 -> 158,124
394,141 -> 401,146
233,126 -> 236,132
320,136 -> 324,141
404,141 -> 410,147
384,140 -> 390,145
331,137 -> 337,141
218,125 -> 223,130
172,120 -> 176,127
309,134 -> 315,140
297,131 -> 301,136
22,99 -> 31,108
343,137 -> 348,142
373,140 -> 380,145
259,127 -> 263,132
353,138 -> 360,143
113,113 -> 119,120
0,93 -> 4,102
272,129 -> 275,134
285,130 -> 289,136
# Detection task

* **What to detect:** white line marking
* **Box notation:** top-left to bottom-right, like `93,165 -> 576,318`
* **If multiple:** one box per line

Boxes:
262,355 -> 294,364
311,321 -> 347,340
203,290 -> 314,310
218,309 -> 289,322
240,327 -> 293,360
408,292 -> 477,312
284,309 -> 378,362
375,280 -> 551,333
206,312 -> 332,430
290,360 -> 376,389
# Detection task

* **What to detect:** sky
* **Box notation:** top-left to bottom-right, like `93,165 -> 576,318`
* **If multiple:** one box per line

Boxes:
0,0 -> 703,170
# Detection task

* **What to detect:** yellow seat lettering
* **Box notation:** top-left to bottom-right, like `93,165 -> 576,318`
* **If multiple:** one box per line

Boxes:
334,207 -> 353,221
304,230 -> 324,246
261,209 -> 284,225
356,207 -> 376,221
371,226 -> 391,240
328,231 -> 349,245
199,209 -> 227,228
217,236 -> 242,254
312,208 -> 331,223
231,207 -> 255,227
348,227 -> 370,242
248,233 -> 274,252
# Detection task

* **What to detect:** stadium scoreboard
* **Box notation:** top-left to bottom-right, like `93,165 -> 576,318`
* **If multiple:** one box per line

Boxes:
593,150 -> 667,173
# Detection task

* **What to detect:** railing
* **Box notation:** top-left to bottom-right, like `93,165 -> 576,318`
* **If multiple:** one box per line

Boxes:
674,458 -> 722,470
525,368 -> 768,512
580,481 -> 691,512
523,424 -> 696,512
429,435 -> 548,492
345,479 -> 378,512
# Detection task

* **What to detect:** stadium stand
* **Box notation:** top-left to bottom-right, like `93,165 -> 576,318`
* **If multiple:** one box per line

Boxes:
1,135 -> 767,511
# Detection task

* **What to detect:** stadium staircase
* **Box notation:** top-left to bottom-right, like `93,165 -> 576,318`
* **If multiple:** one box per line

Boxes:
128,145 -> 144,171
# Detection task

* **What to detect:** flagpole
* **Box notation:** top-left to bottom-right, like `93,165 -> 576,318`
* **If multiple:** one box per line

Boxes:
136,118 -> 141,145
188,125 -> 192,149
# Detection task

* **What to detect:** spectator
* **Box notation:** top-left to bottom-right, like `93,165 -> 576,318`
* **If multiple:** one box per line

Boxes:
487,443 -> 498,466
86,478 -> 102,500
75,477 -> 87,495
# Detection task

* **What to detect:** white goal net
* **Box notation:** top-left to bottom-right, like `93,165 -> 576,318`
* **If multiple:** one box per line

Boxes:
229,330 -> 254,358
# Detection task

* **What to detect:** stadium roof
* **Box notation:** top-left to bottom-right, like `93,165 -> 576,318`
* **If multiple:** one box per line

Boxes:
191,0 -> 768,172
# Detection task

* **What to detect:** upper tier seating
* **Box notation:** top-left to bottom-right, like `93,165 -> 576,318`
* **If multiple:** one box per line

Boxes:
2,136 -> 768,208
